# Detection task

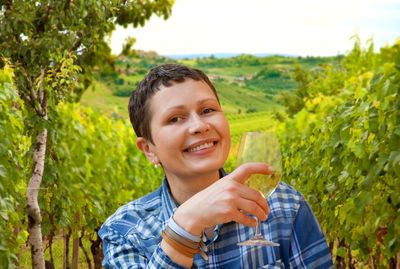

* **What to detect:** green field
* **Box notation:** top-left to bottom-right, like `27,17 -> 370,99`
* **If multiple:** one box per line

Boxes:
80,81 -> 129,118
80,52 -> 335,118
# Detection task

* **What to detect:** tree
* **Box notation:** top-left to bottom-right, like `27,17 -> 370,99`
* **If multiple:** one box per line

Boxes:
121,36 -> 137,56
0,1 -> 173,268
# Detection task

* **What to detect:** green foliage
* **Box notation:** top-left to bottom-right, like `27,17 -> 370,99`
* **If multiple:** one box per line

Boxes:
0,0 -> 174,121
97,51 -> 177,97
1,6 -> 398,267
245,67 -> 297,94
275,90 -> 305,116
0,66 -> 30,269
0,69 -> 164,266
0,1 -> 173,266
41,102 -> 164,241
279,40 -> 400,266
195,54 -> 262,68
114,0 -> 173,27
121,37 -> 137,57
277,62 -> 345,116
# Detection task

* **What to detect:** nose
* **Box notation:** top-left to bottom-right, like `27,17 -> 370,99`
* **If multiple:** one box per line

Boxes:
188,114 -> 210,135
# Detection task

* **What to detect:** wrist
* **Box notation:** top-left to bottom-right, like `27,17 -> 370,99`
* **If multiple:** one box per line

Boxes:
164,217 -> 209,261
173,209 -> 204,236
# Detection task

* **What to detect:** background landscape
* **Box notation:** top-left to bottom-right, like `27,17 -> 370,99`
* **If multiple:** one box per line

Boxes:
0,1 -> 399,269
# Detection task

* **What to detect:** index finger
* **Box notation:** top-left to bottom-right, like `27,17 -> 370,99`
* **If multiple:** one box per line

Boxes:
228,163 -> 274,184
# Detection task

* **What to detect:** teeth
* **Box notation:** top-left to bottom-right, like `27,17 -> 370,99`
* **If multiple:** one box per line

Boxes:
188,142 -> 213,152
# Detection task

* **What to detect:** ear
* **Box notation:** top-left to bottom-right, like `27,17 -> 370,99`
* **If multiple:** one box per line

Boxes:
136,137 -> 159,164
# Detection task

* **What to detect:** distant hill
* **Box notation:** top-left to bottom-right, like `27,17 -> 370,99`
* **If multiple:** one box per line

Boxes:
164,52 -> 294,59
81,50 -> 341,117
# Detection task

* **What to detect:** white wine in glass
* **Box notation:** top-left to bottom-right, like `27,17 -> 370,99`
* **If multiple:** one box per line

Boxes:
237,132 -> 282,247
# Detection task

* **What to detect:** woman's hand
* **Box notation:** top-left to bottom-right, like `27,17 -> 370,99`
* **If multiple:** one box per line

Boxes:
173,163 -> 273,236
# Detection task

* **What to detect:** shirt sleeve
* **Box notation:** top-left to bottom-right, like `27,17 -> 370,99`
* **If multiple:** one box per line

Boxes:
289,199 -> 334,269
99,224 -> 189,269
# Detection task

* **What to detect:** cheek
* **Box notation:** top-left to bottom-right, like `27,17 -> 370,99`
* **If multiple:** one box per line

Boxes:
219,117 -> 231,137
223,121 -> 231,147
153,128 -> 184,151
215,117 -> 231,148
224,132 -> 231,155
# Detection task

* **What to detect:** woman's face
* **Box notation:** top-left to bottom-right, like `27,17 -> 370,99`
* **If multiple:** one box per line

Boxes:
141,78 -> 231,180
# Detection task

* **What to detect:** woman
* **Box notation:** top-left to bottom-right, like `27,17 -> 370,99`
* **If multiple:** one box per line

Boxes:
99,64 -> 333,268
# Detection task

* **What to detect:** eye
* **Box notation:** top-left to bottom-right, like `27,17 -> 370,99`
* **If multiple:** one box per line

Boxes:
169,116 -> 184,123
202,107 -> 216,114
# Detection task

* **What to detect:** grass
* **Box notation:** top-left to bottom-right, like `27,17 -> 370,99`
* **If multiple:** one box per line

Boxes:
214,81 -> 280,114
228,111 -> 281,144
80,76 -> 283,118
80,81 -> 129,118
200,66 -> 265,77
80,54 -> 303,118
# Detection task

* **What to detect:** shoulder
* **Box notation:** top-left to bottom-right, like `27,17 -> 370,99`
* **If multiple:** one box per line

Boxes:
99,187 -> 163,237
268,181 -> 305,219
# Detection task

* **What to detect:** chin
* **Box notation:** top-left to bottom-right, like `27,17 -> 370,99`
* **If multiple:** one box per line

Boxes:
190,159 -> 225,173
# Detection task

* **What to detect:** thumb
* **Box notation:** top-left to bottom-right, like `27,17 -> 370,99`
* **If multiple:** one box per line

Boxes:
229,163 -> 274,184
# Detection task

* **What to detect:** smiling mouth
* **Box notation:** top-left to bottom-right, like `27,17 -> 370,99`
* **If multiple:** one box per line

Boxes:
186,141 -> 216,152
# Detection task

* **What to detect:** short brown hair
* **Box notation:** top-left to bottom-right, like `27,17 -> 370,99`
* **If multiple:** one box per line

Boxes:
128,64 -> 219,143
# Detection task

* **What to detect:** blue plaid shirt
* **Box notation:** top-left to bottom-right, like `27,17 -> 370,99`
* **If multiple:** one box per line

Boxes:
99,177 -> 333,269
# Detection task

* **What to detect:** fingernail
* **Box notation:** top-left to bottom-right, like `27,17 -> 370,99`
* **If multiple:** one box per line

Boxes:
268,165 -> 274,172
258,191 -> 266,198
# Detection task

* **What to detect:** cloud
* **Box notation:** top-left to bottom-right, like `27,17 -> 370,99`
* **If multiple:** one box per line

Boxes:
110,0 -> 400,56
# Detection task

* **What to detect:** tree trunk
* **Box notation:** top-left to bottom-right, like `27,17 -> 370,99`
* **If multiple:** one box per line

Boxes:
396,252 -> 400,269
328,240 -> 334,252
47,228 -> 55,266
72,214 -> 80,269
72,236 -> 79,269
90,228 -> 103,269
369,255 -> 376,269
63,228 -> 71,269
348,245 -> 355,269
79,230 -> 92,269
26,128 -> 48,269
336,239 -> 346,268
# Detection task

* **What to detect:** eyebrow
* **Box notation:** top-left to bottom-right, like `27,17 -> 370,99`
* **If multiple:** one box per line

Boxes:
164,98 -> 218,112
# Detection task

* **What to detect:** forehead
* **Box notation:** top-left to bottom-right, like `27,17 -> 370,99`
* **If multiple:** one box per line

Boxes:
149,79 -> 218,115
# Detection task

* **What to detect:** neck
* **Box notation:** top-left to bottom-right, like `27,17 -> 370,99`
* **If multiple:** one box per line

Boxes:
165,170 -> 220,205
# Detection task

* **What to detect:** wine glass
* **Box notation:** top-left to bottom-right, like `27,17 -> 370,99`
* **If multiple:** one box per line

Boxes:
237,132 -> 282,247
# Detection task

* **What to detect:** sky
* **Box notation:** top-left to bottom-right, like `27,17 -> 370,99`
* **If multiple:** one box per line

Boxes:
109,0 -> 400,57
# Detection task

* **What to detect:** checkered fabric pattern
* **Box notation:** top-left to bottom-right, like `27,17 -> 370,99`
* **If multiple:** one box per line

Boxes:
99,176 -> 333,269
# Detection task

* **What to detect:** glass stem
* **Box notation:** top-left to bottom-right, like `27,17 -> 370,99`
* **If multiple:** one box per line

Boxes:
254,219 -> 262,237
